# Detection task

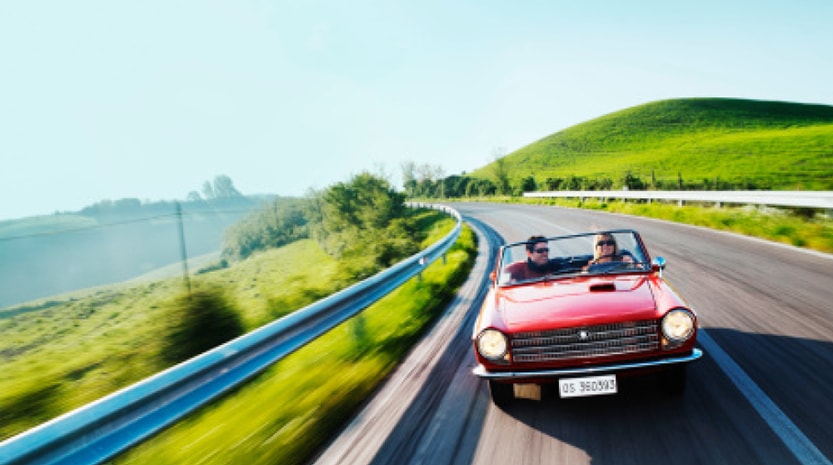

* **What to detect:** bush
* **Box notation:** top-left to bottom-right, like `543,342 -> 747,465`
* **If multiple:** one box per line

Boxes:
162,289 -> 245,364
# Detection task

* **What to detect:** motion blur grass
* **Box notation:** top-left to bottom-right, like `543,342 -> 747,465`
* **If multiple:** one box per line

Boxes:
0,239 -> 340,440
0,210 -> 469,452
109,220 -> 476,465
1,210 -> 474,465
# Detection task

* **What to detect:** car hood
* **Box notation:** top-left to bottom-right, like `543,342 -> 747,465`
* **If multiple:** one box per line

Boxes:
495,275 -> 659,332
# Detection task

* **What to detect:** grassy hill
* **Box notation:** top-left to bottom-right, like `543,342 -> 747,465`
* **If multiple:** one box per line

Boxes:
473,98 -> 833,190
0,209 -> 470,453
0,198 -> 264,308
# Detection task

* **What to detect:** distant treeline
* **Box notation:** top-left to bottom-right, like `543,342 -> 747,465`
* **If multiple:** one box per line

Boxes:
400,171 -> 773,199
0,201 -> 260,308
222,172 -> 423,281
2,173 -> 432,308
76,175 -> 258,220
0,176 -> 269,308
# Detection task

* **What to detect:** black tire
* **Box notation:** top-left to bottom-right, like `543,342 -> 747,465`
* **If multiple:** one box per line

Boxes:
488,380 -> 514,408
659,365 -> 688,395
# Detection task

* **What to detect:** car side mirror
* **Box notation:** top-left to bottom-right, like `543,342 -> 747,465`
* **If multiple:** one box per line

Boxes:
651,257 -> 666,277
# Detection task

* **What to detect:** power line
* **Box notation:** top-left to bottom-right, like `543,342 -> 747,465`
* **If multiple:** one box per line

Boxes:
0,208 -> 256,242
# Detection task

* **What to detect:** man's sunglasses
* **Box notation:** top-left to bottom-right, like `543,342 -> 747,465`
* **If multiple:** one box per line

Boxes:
533,248 -> 549,254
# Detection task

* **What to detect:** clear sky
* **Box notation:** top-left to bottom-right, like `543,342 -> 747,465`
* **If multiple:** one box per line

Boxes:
2,0 -> 831,220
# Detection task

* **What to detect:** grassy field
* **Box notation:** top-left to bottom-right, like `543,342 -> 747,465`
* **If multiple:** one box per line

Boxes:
0,239 -> 339,440
109,221 -> 476,465
0,209 -> 474,458
462,97 -> 833,253
471,98 -> 833,190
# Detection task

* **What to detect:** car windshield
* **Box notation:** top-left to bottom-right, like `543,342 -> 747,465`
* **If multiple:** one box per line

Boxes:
495,230 -> 650,286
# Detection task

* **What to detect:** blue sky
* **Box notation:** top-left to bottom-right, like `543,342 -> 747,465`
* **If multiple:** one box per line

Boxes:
2,0 -> 831,220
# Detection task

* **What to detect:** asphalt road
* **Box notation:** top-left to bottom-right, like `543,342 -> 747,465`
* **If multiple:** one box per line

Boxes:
312,202 -> 833,465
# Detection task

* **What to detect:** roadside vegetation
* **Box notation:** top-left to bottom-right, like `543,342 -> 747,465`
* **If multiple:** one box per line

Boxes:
494,196 -> 833,254
0,172 -> 476,462
404,98 -> 833,254
110,220 -> 476,465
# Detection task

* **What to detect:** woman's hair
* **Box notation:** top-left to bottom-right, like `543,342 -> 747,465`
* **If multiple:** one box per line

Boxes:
593,233 -> 619,260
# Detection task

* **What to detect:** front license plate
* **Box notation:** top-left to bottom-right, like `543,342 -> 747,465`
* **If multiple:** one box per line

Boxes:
559,375 -> 617,398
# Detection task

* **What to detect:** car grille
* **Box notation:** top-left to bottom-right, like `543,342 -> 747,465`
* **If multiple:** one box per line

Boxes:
511,320 -> 659,363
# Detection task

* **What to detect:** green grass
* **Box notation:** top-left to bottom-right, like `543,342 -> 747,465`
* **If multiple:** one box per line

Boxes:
0,210 -> 471,451
108,222 -> 476,465
471,98 -> 833,190
0,239 -> 342,439
512,196 -> 833,253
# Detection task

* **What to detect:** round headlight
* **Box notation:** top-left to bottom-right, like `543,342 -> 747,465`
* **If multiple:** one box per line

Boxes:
476,329 -> 508,361
661,309 -> 695,344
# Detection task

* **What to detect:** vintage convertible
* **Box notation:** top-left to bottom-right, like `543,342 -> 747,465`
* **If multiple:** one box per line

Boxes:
472,229 -> 703,406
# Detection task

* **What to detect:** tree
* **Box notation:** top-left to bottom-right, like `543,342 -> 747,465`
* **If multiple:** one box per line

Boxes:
442,175 -> 470,198
401,161 -> 418,197
519,176 -> 537,193
543,177 -> 562,190
222,198 -> 309,261
565,175 -> 584,191
466,178 -> 497,196
310,172 -> 418,279
211,175 -> 243,198
416,163 -> 444,197
202,181 -> 215,200
623,172 -> 647,190
201,175 -> 243,200
491,147 -> 511,195
162,289 -> 245,364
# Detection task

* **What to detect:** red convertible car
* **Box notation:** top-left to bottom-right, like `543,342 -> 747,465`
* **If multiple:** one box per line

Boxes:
472,229 -> 702,406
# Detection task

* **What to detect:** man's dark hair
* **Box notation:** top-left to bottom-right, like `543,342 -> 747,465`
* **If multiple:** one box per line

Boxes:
525,235 -> 547,252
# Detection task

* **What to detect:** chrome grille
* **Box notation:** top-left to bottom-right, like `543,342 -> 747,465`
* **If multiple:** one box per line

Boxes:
511,320 -> 659,363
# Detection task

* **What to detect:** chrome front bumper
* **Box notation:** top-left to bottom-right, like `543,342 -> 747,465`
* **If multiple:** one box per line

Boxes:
473,348 -> 703,380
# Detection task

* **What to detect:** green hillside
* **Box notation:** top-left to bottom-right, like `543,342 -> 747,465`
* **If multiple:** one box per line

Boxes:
474,98 -> 833,190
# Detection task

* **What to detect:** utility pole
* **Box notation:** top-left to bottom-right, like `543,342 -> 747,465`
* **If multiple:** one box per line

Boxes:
176,202 -> 192,296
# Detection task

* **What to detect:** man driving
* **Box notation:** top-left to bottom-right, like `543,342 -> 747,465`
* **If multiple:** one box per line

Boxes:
503,235 -> 558,282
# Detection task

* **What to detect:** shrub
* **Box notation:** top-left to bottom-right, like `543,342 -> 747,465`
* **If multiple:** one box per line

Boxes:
162,289 -> 245,364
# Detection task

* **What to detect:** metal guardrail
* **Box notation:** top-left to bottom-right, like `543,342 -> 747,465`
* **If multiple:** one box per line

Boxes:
524,190 -> 833,210
0,205 -> 462,465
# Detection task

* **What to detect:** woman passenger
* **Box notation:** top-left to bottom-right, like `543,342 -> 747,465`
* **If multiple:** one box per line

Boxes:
586,233 -> 634,268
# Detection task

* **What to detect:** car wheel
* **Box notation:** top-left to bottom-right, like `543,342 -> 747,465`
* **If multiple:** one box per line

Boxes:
489,380 -> 514,407
659,365 -> 687,395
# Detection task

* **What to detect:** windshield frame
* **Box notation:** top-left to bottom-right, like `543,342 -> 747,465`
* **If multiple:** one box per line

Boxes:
495,229 -> 651,287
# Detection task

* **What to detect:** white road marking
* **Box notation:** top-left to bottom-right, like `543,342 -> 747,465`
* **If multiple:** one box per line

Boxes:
698,329 -> 832,465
